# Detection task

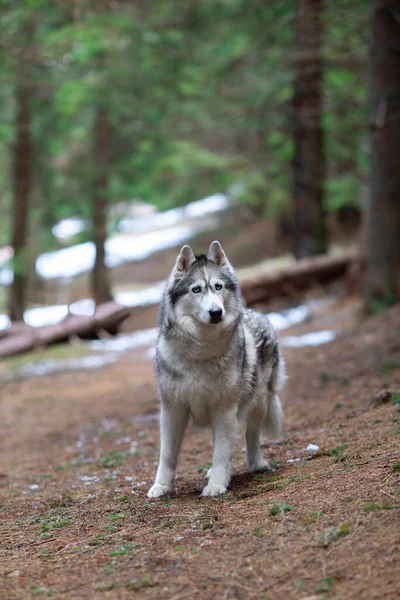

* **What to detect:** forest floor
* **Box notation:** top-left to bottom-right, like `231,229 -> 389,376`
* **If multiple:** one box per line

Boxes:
0,298 -> 399,599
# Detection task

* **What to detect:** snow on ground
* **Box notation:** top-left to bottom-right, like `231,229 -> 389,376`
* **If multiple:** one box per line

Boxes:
281,330 -> 337,347
118,194 -> 228,234
36,225 -> 195,280
1,193 -> 229,285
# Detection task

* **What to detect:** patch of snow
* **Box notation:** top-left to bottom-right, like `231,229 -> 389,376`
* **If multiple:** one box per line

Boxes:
36,225 -> 195,280
184,193 -> 228,218
89,327 -> 157,352
19,354 -> 117,378
0,282 -> 163,331
114,282 -> 165,308
36,241 -> 94,280
0,314 -> 11,331
69,298 -> 96,316
281,330 -> 337,348
305,443 -> 320,452
119,208 -> 181,233
145,347 -> 156,360
29,484 -> 39,490
24,305 -> 69,328
0,267 -> 13,286
80,475 -> 100,486
267,305 -> 311,332
52,218 -> 89,240
115,437 -> 131,445
118,193 -> 228,234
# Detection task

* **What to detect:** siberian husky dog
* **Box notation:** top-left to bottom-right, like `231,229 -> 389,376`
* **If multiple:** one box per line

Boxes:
148,241 -> 286,498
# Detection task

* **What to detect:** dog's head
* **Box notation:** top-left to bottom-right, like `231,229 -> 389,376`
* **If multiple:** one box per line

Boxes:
166,241 -> 241,330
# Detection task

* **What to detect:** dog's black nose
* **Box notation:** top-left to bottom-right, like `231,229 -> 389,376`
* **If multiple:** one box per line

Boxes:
209,308 -> 223,322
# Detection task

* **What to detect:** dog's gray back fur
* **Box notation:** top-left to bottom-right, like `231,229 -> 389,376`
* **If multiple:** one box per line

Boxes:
148,241 -> 285,498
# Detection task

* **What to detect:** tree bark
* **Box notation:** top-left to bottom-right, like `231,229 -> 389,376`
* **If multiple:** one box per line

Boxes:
91,105 -> 113,305
365,0 -> 400,309
9,77 -> 31,321
292,0 -> 327,260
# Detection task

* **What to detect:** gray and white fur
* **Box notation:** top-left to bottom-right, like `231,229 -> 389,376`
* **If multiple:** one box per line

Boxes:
148,241 -> 286,498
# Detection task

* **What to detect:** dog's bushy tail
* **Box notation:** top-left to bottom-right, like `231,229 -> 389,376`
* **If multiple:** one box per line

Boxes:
264,394 -> 283,440
264,352 -> 286,440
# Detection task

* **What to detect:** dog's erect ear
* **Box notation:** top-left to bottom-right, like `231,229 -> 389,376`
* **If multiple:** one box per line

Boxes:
207,241 -> 227,267
173,245 -> 196,276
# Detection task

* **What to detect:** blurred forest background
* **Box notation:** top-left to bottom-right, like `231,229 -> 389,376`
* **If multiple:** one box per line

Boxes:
0,0 -> 399,334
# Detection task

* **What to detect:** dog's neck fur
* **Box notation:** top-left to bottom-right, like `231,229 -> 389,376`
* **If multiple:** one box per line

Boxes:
163,314 -> 242,362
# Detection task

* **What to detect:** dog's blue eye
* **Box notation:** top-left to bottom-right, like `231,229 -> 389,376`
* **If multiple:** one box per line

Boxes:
215,283 -> 223,291
192,286 -> 201,294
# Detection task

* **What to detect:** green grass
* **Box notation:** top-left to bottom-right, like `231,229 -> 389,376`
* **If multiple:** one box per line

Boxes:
270,502 -> 292,516
317,576 -> 333,592
334,402 -> 345,410
380,361 -> 399,375
53,517 -> 70,528
107,513 -> 126,523
104,563 -> 114,574
361,502 -> 397,512
345,462 -> 356,470
266,474 -> 284,482
288,474 -> 312,483
196,463 -> 212,473
100,450 -> 131,469
330,444 -> 348,457
391,463 -> 400,472
55,459 -> 83,471
319,372 -> 350,387
301,510 -> 323,525
109,543 -> 137,557
295,580 -> 304,590
30,585 -> 51,596
252,528 -> 265,538
315,523 -> 350,547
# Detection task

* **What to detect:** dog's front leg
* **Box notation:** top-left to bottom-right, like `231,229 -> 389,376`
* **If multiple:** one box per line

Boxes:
202,409 -> 238,497
147,402 -> 188,498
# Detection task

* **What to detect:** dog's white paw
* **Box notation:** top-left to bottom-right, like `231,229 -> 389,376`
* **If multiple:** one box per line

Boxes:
201,483 -> 227,497
147,483 -> 172,498
205,467 -> 212,479
247,458 -> 269,473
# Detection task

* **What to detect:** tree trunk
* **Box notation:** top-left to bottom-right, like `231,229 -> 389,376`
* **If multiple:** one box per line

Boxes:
9,78 -> 31,321
365,0 -> 400,310
292,0 -> 327,260
91,105 -> 113,305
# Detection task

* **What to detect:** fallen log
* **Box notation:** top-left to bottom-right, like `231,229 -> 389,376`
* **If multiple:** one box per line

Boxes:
0,323 -> 33,339
0,251 -> 359,358
0,301 -> 130,358
240,250 -> 359,306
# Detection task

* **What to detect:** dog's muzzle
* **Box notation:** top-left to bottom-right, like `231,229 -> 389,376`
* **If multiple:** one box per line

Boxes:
209,308 -> 223,324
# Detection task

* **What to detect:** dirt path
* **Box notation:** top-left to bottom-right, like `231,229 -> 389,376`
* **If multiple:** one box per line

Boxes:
1,302 -> 399,599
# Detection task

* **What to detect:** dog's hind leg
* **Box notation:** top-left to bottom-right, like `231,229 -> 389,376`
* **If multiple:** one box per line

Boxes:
246,407 -> 269,472
148,403 -> 188,498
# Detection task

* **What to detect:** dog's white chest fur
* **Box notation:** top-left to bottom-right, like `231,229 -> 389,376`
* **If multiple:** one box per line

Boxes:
157,329 -> 256,427
177,362 -> 239,426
